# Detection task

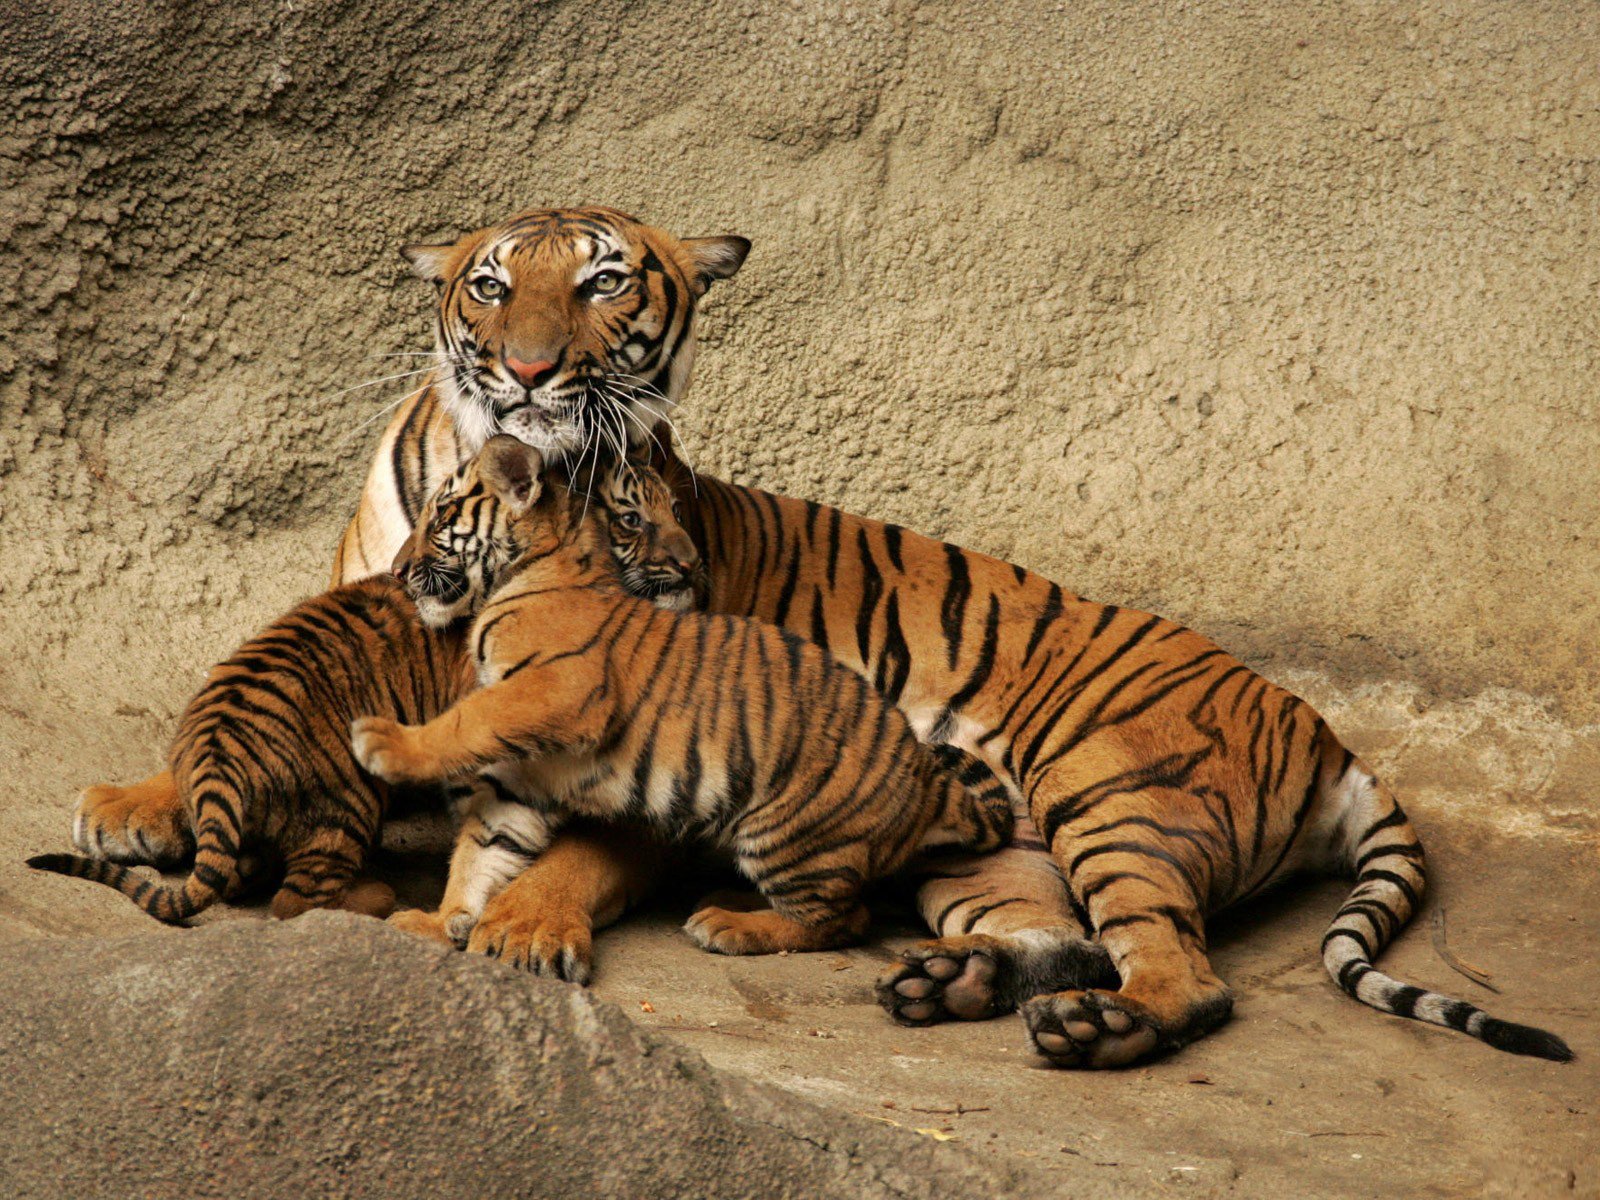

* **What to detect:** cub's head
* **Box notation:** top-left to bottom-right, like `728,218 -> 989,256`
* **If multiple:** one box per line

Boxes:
395,436 -> 701,626
592,451 -> 705,612
391,437 -> 557,628
404,206 -> 749,461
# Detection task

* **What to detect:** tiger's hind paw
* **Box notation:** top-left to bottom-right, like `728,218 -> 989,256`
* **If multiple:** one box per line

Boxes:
685,892 -> 867,955
73,783 -> 192,866
876,937 -> 1005,1024
1022,989 -> 1163,1069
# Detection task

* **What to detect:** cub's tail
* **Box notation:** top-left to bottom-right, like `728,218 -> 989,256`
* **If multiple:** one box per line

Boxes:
29,766 -> 244,925
1321,759 -> 1571,1062
926,743 -> 1015,853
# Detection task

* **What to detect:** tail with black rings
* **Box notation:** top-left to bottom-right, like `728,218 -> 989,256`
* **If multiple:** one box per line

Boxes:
27,761 -> 245,925
1320,759 -> 1571,1061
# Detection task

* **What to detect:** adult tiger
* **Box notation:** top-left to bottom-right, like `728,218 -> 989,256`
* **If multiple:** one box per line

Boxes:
330,205 -> 749,585
78,206 -> 1569,1066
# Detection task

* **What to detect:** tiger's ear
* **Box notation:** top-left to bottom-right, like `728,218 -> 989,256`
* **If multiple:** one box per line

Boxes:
401,242 -> 457,287
479,435 -> 545,513
681,236 -> 751,292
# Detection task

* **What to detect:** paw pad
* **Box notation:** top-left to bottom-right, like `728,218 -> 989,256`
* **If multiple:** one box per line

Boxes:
1022,989 -> 1161,1069
876,942 -> 1004,1025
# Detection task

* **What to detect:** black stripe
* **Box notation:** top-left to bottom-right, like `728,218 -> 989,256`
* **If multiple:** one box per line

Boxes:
1359,867 -> 1422,912
1353,841 -> 1424,873
1387,985 -> 1426,1019
854,528 -> 883,668
1337,959 -> 1373,992
945,594 -> 1000,715
882,524 -> 905,573
1069,840 -> 1205,903
1022,583 -> 1063,663
939,543 -> 971,670
1356,806 -> 1408,842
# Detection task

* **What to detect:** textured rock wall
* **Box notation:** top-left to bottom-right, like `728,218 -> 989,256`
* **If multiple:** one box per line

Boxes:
3,0 -> 1596,738
0,912 -> 1053,1199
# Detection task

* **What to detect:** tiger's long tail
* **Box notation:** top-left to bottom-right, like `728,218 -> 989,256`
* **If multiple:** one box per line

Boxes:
28,760 -> 245,925
1320,761 -> 1571,1061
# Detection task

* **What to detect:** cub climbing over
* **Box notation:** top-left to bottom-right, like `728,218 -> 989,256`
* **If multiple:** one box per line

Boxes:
354,437 -> 1014,954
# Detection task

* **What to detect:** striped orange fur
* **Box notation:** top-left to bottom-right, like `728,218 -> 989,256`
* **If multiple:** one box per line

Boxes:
353,438 -> 1013,956
31,578 -> 471,922
76,204 -> 1569,1066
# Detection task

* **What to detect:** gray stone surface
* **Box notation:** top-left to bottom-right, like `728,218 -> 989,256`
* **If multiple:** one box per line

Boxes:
0,912 -> 1057,1200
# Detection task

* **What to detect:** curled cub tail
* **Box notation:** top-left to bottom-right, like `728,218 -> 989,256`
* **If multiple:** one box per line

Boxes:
1321,763 -> 1572,1062
24,852 -> 230,923
925,743 -> 1014,853
28,768 -> 244,925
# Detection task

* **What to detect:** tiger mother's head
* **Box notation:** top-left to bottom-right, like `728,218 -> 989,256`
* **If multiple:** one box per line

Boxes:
404,207 -> 749,461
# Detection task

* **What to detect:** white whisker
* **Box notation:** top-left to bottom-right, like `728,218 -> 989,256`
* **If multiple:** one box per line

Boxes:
344,381 -> 432,441
307,364 -> 442,408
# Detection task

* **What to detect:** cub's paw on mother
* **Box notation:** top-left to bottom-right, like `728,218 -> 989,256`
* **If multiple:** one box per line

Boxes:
351,717 -> 432,783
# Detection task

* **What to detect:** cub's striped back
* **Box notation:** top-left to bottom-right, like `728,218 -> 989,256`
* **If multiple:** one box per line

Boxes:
30,578 -> 471,922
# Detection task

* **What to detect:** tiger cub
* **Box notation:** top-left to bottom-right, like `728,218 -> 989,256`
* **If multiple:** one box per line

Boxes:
591,452 -> 706,612
352,436 -> 1014,955
386,448 -> 706,949
28,577 -> 473,922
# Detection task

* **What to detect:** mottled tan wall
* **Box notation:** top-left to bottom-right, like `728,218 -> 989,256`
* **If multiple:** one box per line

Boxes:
3,0 -> 1597,728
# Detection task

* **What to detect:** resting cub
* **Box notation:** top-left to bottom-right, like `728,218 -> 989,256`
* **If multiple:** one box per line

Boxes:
40,453 -> 703,929
354,437 -> 1013,955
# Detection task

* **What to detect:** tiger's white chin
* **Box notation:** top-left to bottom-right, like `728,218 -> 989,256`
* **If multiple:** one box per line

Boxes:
413,593 -> 471,630
496,405 -> 589,461
651,589 -> 696,613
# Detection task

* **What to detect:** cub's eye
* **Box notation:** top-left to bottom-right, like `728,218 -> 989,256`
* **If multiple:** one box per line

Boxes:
469,276 -> 508,303
614,511 -> 644,532
588,270 -> 625,296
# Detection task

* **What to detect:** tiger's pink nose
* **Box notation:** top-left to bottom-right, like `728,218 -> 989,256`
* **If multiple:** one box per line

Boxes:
505,356 -> 556,388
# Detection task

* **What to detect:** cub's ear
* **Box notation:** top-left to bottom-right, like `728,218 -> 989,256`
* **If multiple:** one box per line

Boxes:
401,242 -> 457,287
624,436 -> 654,468
479,435 -> 545,513
681,236 -> 751,292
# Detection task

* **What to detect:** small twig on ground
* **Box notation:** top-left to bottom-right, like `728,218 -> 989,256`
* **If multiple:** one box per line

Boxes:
1430,908 -> 1501,993
909,1104 -> 991,1116
671,1023 -> 766,1041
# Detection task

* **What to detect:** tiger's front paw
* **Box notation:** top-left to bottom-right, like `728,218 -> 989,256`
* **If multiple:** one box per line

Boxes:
387,908 -> 457,946
351,717 -> 434,784
467,896 -> 594,984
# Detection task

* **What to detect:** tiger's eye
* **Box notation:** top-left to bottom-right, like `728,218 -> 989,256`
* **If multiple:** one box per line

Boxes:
589,270 -> 624,295
472,277 -> 507,303
615,511 -> 644,531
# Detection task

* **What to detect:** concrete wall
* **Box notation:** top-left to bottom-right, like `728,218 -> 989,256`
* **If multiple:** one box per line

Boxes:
3,0 -> 1596,727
